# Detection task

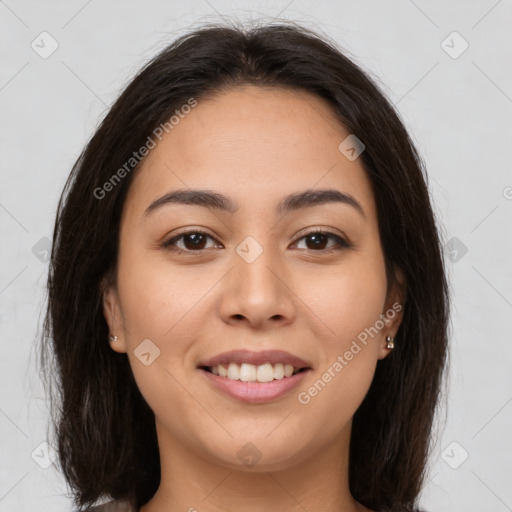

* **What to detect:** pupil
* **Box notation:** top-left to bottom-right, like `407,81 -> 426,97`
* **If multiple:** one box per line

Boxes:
307,233 -> 327,250
185,233 -> 205,249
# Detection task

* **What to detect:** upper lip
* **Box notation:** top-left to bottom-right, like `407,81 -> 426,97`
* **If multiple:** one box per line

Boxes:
197,349 -> 312,369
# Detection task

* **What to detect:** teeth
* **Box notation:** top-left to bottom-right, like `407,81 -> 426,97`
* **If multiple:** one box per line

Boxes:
227,362 -> 240,380
240,363 -> 256,382
256,363 -> 274,382
209,362 -> 303,382
273,363 -> 284,380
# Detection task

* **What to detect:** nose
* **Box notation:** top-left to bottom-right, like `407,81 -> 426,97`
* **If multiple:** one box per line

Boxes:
218,245 -> 296,330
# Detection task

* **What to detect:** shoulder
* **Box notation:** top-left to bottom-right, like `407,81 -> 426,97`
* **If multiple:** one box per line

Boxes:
80,500 -> 136,512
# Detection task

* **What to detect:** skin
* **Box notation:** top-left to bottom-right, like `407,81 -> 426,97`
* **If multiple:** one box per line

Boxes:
103,85 -> 405,512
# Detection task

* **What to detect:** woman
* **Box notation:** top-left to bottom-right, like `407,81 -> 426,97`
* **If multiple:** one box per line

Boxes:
40,21 -> 450,512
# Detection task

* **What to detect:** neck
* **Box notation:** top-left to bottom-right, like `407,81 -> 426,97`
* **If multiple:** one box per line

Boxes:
140,418 -> 369,512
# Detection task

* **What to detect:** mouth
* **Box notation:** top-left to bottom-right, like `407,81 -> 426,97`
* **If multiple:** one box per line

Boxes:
200,362 -> 309,382
196,349 -> 312,382
196,349 -> 312,403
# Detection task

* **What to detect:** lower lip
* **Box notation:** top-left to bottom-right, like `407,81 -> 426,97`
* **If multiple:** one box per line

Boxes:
199,368 -> 311,404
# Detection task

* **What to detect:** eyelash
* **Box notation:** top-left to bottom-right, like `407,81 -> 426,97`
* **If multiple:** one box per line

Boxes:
161,228 -> 353,254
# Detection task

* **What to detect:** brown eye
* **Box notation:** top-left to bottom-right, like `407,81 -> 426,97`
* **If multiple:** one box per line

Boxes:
162,231 -> 219,252
162,229 -> 352,254
303,232 -> 330,250
292,230 -> 352,252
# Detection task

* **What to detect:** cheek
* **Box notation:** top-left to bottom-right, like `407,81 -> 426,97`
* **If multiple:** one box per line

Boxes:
115,257 -> 203,434
291,253 -> 386,420
114,241 -> 227,401
296,349 -> 376,450
297,254 -> 388,345
295,270 -> 385,439
116,243 -> 211,342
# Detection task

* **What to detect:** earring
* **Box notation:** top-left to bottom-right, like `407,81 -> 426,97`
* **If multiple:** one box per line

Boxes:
386,335 -> 395,350
109,334 -> 118,343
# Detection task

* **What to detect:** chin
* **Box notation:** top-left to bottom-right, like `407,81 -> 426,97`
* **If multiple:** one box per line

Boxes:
201,434 -> 315,473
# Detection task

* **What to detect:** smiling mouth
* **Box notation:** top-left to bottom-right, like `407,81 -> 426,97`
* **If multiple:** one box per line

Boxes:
200,362 -> 310,383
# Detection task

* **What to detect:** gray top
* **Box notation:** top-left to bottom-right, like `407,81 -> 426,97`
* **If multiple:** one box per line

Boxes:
85,500 -> 136,512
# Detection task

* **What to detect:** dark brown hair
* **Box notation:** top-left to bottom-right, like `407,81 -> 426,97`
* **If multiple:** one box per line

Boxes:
39,20 -> 450,512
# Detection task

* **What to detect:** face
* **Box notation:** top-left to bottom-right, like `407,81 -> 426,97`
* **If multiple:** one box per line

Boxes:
103,85 -> 404,472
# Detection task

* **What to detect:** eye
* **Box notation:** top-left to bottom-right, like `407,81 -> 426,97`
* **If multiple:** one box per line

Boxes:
162,230 -> 221,253
161,228 -> 352,254
291,229 -> 352,252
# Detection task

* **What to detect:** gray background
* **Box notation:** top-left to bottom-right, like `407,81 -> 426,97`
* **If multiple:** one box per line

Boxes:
1,0 -> 511,511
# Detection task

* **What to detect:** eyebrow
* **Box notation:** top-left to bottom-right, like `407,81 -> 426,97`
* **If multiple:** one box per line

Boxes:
143,188 -> 365,219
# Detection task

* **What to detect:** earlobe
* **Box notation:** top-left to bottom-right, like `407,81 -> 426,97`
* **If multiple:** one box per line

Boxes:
108,334 -> 127,354
377,334 -> 396,360
102,281 -> 128,354
378,268 -> 407,360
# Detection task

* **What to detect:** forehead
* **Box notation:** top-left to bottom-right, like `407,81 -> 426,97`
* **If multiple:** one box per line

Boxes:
123,85 -> 376,221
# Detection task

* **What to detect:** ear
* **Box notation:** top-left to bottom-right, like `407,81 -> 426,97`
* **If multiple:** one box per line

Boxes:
378,268 -> 407,360
101,276 -> 128,354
